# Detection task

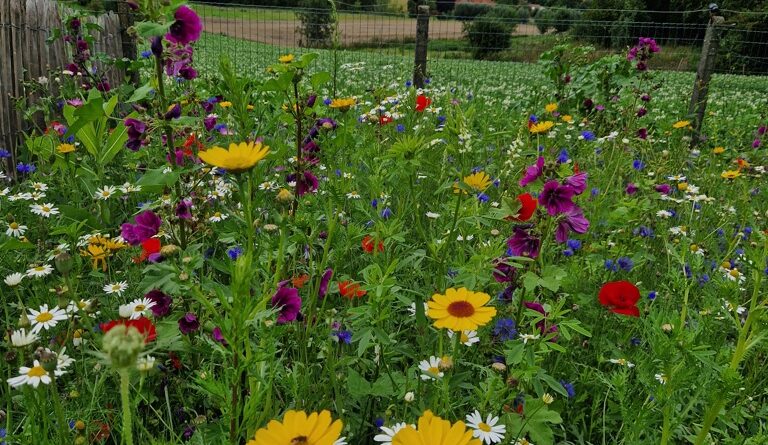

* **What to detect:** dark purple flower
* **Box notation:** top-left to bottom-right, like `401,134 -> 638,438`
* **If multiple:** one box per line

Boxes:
287,171 -> 319,196
68,18 -> 81,32
493,258 -> 516,283
175,199 -> 192,219
178,312 -> 200,335
182,424 -> 195,441
519,156 -> 545,187
539,180 -> 576,216
307,95 -> 317,108
145,289 -> 172,317
563,172 -> 587,195
151,36 -> 163,59
124,118 -> 147,151
316,118 -> 337,130
753,139 -> 761,149
203,115 -> 217,131
637,128 -> 647,140
507,228 -> 541,259
654,183 -> 671,194
555,206 -> 590,243
212,326 -> 228,346
271,287 -> 301,324
164,103 -> 181,120
625,183 -> 638,195
166,6 -> 202,45
637,107 -> 647,117
318,268 -> 333,299
121,210 -> 161,245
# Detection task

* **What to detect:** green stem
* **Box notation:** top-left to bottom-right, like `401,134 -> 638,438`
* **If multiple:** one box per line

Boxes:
120,369 -> 134,445
49,374 -> 68,441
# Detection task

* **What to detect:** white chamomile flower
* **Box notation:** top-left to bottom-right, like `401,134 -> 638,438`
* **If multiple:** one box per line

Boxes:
655,373 -> 668,384
127,297 -> 155,319
418,356 -> 444,380
94,185 -> 117,200
466,410 -> 506,444
346,191 -> 361,199
425,212 -> 441,219
30,203 -> 59,218
7,360 -> 52,388
27,304 -> 68,334
656,210 -> 672,219
119,182 -> 141,193
6,221 -> 27,237
26,264 -> 54,278
4,272 -> 24,286
103,281 -> 128,296
208,212 -> 228,222
51,347 -> 74,376
30,191 -> 46,201
10,328 -> 38,347
519,333 -> 540,344
609,358 -> 635,368
447,329 -> 480,347
374,422 -> 410,445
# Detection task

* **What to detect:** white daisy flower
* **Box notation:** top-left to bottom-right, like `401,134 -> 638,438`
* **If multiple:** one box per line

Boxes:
656,210 -> 672,219
346,191 -> 361,199
119,304 -> 133,318
5,222 -> 27,237
30,191 -> 46,201
94,185 -> 117,200
208,212 -> 228,222
66,299 -> 93,314
655,373 -> 668,384
447,329 -> 480,347
418,356 -> 444,380
4,272 -> 24,286
425,212 -> 441,219
374,422 -> 410,445
27,304 -> 68,334
10,328 -> 38,347
7,360 -> 52,388
667,175 -> 686,182
119,182 -> 141,193
514,439 -> 535,445
26,264 -> 54,278
103,281 -> 128,296
30,203 -> 60,218
519,333 -> 540,344
72,329 -> 86,347
609,358 -> 635,368
542,393 -> 554,404
47,243 -> 71,261
9,192 -> 33,201
51,347 -> 74,376
127,297 -> 155,319
0,187 -> 9,196
465,410 -> 506,444
136,355 -> 157,372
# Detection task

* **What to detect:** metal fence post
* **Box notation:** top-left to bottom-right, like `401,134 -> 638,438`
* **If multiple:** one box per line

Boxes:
688,12 -> 725,145
413,5 -> 429,89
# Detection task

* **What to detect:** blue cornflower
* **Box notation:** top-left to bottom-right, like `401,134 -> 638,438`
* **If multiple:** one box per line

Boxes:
405,80 -> 412,87
557,148 -> 570,163
648,291 -> 657,300
140,50 -> 152,58
213,123 -> 227,132
380,207 -> 392,219
396,124 -> 405,133
634,226 -> 654,238
566,239 -> 582,250
437,115 -> 446,124
335,330 -> 352,344
581,130 -> 596,141
335,169 -> 342,177
364,220 -> 374,228
630,337 -> 641,346
617,256 -> 634,272
424,78 -> 431,84
493,318 -> 517,341
632,159 -> 645,170
563,248 -> 574,257
446,268 -> 458,278
560,380 -> 576,398
16,162 -> 35,174
591,187 -> 600,197
371,199 -> 378,208
65,135 -> 75,143
477,193 -> 489,203
537,145 -> 545,153
529,114 -> 538,123
698,274 -> 710,286
227,246 -> 243,260
735,248 -> 745,256
323,98 -> 332,105
374,418 -> 385,428
684,263 -> 692,278
493,178 -> 500,187
604,259 -> 618,271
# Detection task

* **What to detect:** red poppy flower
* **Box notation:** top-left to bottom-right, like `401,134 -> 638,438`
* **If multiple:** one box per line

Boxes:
362,235 -> 384,253
379,115 -> 393,126
415,95 -> 431,112
100,317 -> 157,343
506,193 -> 538,222
134,237 -> 161,263
598,280 -> 640,317
339,280 -> 366,298
291,274 -> 310,289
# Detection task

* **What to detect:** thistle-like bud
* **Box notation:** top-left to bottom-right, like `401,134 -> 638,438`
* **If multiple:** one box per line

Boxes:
102,325 -> 145,369
276,188 -> 294,203
161,244 -> 180,257
35,347 -> 58,373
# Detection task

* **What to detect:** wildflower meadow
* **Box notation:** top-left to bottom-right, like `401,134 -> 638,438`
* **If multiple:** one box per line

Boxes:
1,2 -> 767,445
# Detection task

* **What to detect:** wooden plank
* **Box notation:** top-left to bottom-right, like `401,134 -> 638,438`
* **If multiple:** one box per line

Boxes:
0,0 -> 12,173
8,0 -> 25,164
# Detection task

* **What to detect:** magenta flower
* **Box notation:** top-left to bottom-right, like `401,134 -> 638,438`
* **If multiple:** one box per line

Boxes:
555,206 -> 590,243
654,184 -> 671,194
145,289 -> 172,317
539,180 -> 576,215
507,228 -> 541,259
212,326 -> 228,346
519,156 -> 545,187
625,183 -> 638,195
288,171 -> 319,196
175,199 -> 192,219
563,172 -> 588,195
121,210 -> 161,245
178,312 -> 200,335
271,287 -> 302,324
318,268 -> 333,299
166,6 -> 202,45
492,258 -> 517,283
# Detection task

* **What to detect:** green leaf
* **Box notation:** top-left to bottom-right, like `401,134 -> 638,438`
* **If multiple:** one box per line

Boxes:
103,94 -> 119,117
539,265 -> 566,292
0,238 -> 36,251
539,372 -> 569,397
346,369 -> 370,398
99,120 -> 128,166
505,342 -> 525,365
522,271 -> 540,293
126,83 -> 154,103
135,21 -> 171,38
310,71 -> 331,89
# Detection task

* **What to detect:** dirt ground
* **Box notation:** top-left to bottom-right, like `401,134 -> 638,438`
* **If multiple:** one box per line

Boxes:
203,16 -> 539,47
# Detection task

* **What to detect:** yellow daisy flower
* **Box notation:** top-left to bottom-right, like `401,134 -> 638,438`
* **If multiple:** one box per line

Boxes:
712,146 -> 725,154
561,114 -> 573,123
454,171 -> 492,194
219,101 -> 233,108
672,120 -> 691,129
545,102 -> 558,113
721,170 -> 741,179
393,410 -> 481,445
329,98 -> 356,111
57,143 -> 76,154
247,410 -> 342,445
278,54 -> 295,63
427,287 -> 497,331
529,121 -> 554,134
198,141 -> 270,174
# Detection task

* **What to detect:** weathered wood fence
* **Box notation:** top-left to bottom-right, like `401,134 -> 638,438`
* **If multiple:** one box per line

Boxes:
0,0 -> 124,175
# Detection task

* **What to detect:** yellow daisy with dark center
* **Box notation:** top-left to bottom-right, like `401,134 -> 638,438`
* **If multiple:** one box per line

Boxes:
392,410 -> 481,445
198,141 -> 270,174
427,287 -> 497,331
247,410 -> 342,445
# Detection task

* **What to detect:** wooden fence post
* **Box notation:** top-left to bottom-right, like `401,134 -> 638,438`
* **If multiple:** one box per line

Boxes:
413,4 -> 429,89
117,0 -> 139,86
688,12 -> 725,146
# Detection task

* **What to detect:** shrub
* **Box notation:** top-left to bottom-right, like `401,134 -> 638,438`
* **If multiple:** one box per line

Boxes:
464,12 -> 516,59
452,2 -> 493,20
535,7 -> 581,33
296,0 -> 335,48
493,5 -> 530,24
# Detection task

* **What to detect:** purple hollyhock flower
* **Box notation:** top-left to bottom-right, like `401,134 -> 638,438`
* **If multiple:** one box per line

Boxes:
318,268 -> 333,299
178,312 -> 200,335
121,210 -> 161,245
625,182 -> 638,195
287,171 -> 319,196
316,117 -> 337,130
507,228 -> 541,259
555,206 -> 590,243
519,156 -> 545,187
654,183 -> 671,194
164,103 -> 181,120
637,107 -> 647,117
212,326 -> 228,346
166,5 -> 202,45
145,289 -> 172,317
271,287 -> 301,324
124,118 -> 147,151
563,172 -> 588,195
150,36 -> 163,59
753,139 -> 761,149
175,199 -> 192,219
524,301 -> 558,340
203,114 -> 217,131
539,180 -> 576,216
637,128 -> 648,140
307,94 -> 317,108
493,258 -> 516,283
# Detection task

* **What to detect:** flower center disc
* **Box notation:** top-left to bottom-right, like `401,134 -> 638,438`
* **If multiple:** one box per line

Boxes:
28,366 -> 47,377
290,436 -> 308,445
36,312 -> 54,323
447,300 -> 475,318
479,422 -> 492,432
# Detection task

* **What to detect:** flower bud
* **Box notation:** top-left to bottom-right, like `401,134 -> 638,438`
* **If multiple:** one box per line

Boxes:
102,324 -> 146,369
404,391 -> 415,402
54,252 -> 73,276
276,188 -> 294,203
491,362 -> 506,372
161,244 -> 180,257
